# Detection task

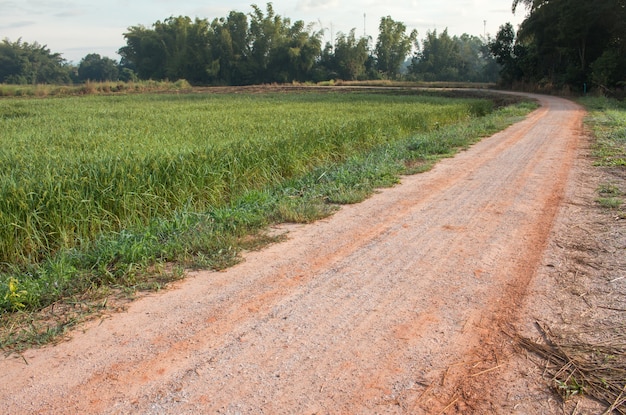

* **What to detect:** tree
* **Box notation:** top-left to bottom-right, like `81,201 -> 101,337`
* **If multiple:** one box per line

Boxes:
0,38 -> 71,84
119,16 -> 213,84
247,3 -> 284,83
375,16 -> 417,79
457,34 -> 498,82
154,16 -> 213,83
268,19 -> 322,83
502,0 -> 626,91
208,11 -> 250,85
488,23 -> 518,85
410,30 -> 496,82
246,3 -> 321,84
77,54 -> 119,82
118,25 -> 167,80
331,29 -> 370,80
411,29 -> 460,81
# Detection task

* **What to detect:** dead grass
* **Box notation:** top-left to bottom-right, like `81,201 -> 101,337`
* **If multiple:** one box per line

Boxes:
518,322 -> 626,414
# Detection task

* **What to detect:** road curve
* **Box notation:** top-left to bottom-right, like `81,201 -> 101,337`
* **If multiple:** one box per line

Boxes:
0,93 -> 585,414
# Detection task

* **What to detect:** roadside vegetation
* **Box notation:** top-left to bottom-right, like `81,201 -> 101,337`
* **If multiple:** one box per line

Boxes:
584,96 -> 626,216
0,90 -> 534,350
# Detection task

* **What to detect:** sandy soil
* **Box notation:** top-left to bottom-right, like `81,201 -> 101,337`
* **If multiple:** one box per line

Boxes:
0,93 -> 594,414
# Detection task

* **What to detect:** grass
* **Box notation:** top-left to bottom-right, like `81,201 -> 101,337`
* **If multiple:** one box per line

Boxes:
0,91 -> 494,266
581,96 -> 626,215
0,79 -> 192,97
582,96 -> 626,167
0,89 -> 534,350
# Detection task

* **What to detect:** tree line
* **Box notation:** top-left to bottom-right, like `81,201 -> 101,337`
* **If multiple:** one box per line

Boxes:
1,3 -> 498,86
2,1 -> 623,92
490,0 -> 625,93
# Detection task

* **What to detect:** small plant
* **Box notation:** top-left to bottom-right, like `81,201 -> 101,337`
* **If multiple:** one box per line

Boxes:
555,377 -> 586,399
598,182 -> 622,197
597,197 -> 622,209
4,277 -> 28,311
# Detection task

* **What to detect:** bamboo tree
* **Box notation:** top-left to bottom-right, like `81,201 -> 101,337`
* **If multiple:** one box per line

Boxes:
375,16 -> 417,79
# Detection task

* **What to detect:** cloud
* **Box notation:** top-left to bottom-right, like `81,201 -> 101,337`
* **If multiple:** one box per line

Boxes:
0,20 -> 35,30
296,0 -> 339,12
0,0 -> 82,23
54,9 -> 87,18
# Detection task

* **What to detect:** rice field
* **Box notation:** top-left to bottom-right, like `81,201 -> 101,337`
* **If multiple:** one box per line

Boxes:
0,91 -> 485,265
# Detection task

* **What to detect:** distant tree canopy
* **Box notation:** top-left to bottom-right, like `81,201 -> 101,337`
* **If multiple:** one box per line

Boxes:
375,16 -> 418,79
409,29 -> 498,83
490,0 -> 626,92
116,4 -> 497,85
1,3 -> 503,86
77,53 -> 119,82
118,4 -> 323,85
318,29 -> 371,81
0,38 -> 71,84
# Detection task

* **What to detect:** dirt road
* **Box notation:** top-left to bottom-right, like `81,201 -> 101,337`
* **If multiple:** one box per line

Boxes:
0,94 -> 585,414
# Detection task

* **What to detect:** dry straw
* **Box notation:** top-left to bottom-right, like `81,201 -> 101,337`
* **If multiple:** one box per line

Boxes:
518,322 -> 626,414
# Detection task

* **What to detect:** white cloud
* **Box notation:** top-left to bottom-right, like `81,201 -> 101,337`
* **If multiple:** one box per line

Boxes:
296,0 -> 339,12
0,20 -> 35,30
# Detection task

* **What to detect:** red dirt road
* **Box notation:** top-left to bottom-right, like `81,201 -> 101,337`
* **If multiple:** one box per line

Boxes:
0,94 -> 585,414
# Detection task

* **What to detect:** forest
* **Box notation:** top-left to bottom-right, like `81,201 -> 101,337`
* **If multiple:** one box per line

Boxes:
0,1 -> 624,93
490,0 -> 625,93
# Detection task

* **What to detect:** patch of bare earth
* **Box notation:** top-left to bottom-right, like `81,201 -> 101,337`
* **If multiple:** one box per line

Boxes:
3,94 -> 616,414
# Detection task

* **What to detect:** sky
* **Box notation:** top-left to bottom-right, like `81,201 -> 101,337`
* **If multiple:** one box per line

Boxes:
0,0 -> 527,63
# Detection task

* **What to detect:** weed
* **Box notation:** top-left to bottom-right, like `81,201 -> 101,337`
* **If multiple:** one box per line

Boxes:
3,277 -> 27,311
555,378 -> 586,399
582,97 -> 626,167
598,182 -> 622,197
597,197 -> 622,209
